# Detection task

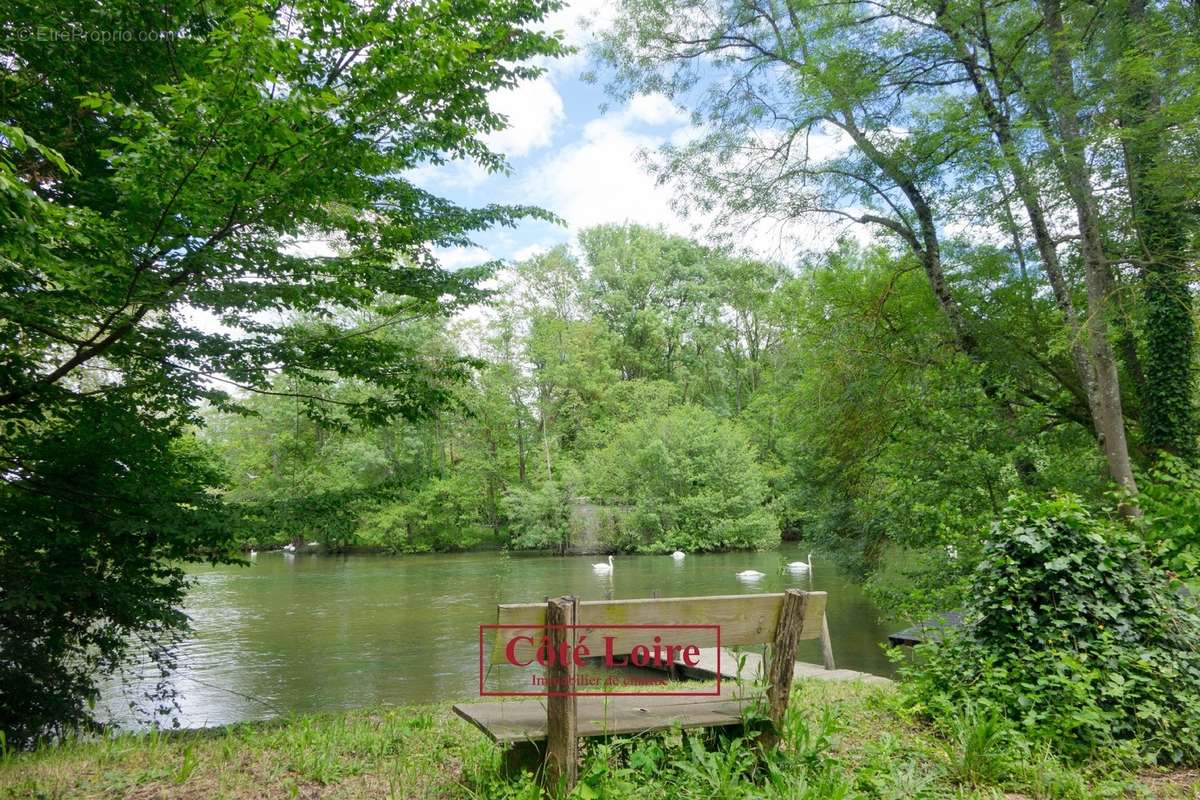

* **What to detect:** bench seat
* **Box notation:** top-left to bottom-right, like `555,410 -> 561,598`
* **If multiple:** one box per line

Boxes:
453,684 -> 756,744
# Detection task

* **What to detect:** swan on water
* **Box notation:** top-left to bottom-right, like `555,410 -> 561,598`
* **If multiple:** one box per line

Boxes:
736,569 -> 765,580
249,549 -> 257,558
283,543 -> 296,553
671,550 -> 686,560
307,541 -> 319,547
786,553 -> 812,572
593,555 -> 614,574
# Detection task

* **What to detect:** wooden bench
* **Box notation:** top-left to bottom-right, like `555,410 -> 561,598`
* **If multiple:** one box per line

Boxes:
453,589 -> 832,793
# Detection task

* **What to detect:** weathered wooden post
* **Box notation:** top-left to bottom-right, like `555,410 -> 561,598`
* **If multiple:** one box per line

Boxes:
761,589 -> 808,750
544,595 -> 578,794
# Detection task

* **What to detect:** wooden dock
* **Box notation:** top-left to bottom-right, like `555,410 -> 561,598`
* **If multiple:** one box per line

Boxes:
886,611 -> 963,646
680,647 -> 893,687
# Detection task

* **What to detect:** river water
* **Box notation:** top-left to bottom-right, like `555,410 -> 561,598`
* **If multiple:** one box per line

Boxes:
101,544 -> 897,729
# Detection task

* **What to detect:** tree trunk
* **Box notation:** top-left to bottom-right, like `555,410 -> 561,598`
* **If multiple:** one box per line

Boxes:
836,112 -> 977,355
940,12 -> 1113,461
1042,0 -> 1140,503
541,414 -> 553,482
1121,0 -> 1197,460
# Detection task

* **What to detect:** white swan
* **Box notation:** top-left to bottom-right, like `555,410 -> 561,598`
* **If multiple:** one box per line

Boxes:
786,553 -> 812,572
593,555 -> 614,574
282,543 -> 296,552
736,569 -> 765,580
307,541 -> 319,547
248,549 -> 257,558
671,550 -> 686,560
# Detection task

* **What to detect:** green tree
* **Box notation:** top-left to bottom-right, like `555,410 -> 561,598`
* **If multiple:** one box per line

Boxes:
0,404 -> 232,746
584,406 -> 779,552
594,0 -> 1200,495
0,0 -> 563,742
580,225 -> 711,382
503,480 -> 572,552
743,243 -> 1102,607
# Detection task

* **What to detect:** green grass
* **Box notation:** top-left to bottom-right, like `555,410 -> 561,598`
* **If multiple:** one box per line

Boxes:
0,680 -> 1195,799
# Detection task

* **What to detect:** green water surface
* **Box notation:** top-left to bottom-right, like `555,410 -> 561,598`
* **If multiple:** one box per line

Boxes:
102,544 -> 897,728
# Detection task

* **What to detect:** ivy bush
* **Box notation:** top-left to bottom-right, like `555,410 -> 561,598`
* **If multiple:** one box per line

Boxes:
1139,453 -> 1200,579
901,493 -> 1200,764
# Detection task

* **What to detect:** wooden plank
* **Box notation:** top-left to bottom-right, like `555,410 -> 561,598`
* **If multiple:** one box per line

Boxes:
453,691 -> 760,745
544,597 -> 578,795
819,611 -> 836,671
576,698 -> 749,738
677,647 -> 892,686
761,589 -> 807,750
492,593 -> 827,665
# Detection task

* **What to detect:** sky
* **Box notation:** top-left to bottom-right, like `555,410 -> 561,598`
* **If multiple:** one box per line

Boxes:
413,0 -> 718,272
412,0 -> 865,278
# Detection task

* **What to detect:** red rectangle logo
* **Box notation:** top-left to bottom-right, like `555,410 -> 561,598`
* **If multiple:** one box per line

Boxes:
479,623 -> 722,697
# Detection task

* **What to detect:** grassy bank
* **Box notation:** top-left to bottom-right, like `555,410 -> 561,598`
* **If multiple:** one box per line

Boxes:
1,679 -> 1195,799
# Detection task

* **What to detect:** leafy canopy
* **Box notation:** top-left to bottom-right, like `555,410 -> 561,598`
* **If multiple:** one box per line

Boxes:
0,0 -> 565,744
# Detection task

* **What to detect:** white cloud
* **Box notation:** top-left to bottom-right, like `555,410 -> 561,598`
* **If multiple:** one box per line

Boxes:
521,109 -> 691,235
435,246 -> 493,270
406,158 -> 491,193
622,93 -> 689,127
404,75 -> 566,193
542,0 -> 616,47
518,101 -> 851,263
283,235 -> 338,259
527,0 -> 621,80
484,75 -> 566,157
512,243 -> 549,262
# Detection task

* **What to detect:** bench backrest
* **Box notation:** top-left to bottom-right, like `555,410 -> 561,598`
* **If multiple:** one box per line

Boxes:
491,592 -> 828,665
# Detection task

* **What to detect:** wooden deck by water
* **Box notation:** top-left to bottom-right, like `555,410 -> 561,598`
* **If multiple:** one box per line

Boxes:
682,647 -> 893,687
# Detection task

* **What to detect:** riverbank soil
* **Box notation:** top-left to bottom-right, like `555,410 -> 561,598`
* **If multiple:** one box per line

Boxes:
1,680 -> 1195,798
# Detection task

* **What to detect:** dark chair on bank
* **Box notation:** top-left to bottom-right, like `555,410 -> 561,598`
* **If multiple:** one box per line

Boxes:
452,589 -> 833,794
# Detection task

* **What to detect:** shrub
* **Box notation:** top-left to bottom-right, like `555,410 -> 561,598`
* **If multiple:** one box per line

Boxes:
901,493 -> 1200,764
356,476 -> 488,552
1139,453 -> 1200,579
502,480 -> 571,552
582,406 -> 779,552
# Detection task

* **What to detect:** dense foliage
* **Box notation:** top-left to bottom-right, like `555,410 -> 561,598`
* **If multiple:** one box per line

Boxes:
903,494 -> 1200,763
596,0 -> 1200,493
0,0 -> 563,743
1139,454 -> 1200,577
584,406 -> 779,552
202,229 -> 1118,587
0,403 -> 231,747
206,228 -> 797,557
